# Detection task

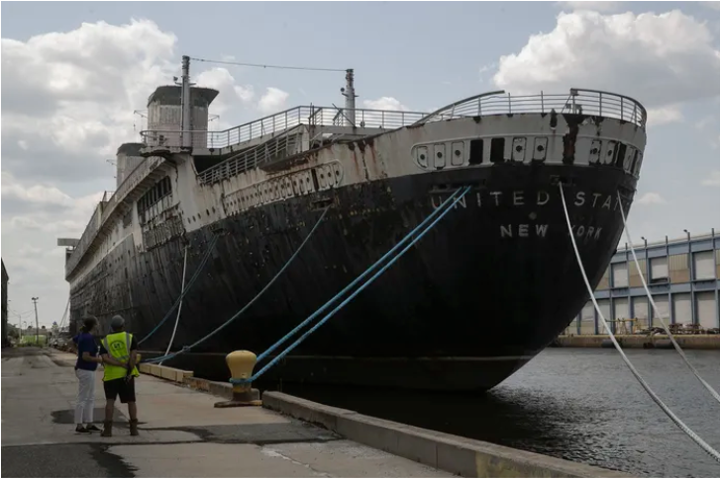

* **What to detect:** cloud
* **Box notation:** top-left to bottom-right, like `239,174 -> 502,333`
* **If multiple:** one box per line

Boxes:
363,97 -> 409,111
1,19 -> 177,185
258,87 -> 290,115
492,10 -> 720,108
701,170 -> 720,187
194,67 -> 255,129
646,105 -> 684,127
636,192 -> 667,205
1,18 -> 288,327
2,174 -> 75,209
703,2 -> 720,11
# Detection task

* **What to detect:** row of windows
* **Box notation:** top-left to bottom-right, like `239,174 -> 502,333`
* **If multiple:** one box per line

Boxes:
412,137 -> 643,176
599,250 -> 719,289
137,176 -> 172,219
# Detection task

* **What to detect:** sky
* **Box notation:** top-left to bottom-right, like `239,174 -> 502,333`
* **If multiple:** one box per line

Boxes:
2,0 -> 720,328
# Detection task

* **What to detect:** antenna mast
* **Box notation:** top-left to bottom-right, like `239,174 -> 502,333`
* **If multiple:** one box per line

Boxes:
181,55 -> 192,148
342,69 -> 357,127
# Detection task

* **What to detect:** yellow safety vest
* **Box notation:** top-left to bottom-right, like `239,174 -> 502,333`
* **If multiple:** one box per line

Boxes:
102,332 -> 140,381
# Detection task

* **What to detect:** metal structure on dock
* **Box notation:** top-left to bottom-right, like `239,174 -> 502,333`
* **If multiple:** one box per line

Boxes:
59,55 -> 649,391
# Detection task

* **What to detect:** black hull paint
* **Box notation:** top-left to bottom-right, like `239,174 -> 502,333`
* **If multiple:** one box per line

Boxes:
70,164 -> 636,391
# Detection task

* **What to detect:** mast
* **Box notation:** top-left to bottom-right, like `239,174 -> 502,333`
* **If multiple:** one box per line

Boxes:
342,69 -> 357,127
181,55 -> 192,148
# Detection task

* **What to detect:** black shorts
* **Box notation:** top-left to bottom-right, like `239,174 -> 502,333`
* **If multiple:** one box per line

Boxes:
103,377 -> 136,403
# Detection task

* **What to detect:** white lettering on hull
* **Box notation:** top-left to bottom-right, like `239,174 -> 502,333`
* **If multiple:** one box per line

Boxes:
499,224 -> 602,240
500,224 -> 551,238
433,190 -> 631,211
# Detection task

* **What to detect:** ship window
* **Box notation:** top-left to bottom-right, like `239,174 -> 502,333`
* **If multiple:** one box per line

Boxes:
614,143 -> 627,168
433,144 -> 446,169
533,137 -> 548,161
415,146 -> 429,168
451,141 -> 464,166
630,150 -> 639,174
469,139 -> 484,165
490,138 -> 505,163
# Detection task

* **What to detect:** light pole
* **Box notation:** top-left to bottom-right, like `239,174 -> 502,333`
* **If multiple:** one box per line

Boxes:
31,297 -> 39,346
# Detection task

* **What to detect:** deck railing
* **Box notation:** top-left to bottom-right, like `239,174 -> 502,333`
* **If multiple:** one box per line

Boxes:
140,106 -> 427,150
413,88 -> 647,128
65,156 -> 164,278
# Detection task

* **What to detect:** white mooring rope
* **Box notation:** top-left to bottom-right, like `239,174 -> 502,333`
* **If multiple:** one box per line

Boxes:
558,183 -> 720,462
161,245 -> 189,365
616,190 -> 720,405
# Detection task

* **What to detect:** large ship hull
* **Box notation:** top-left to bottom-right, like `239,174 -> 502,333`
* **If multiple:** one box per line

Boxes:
71,163 -> 636,391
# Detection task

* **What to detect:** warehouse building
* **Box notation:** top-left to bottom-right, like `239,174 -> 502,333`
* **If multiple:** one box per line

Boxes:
565,229 -> 720,335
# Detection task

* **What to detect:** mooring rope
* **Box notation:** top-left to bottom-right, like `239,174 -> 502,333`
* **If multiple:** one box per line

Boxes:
616,191 -> 720,405
138,235 -> 219,345
232,185 -> 472,385
559,183 -> 720,462
254,187 -> 467,365
160,245 -> 189,366
142,205 -> 331,364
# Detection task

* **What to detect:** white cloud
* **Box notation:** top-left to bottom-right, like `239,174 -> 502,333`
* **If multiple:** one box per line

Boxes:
363,97 -> 409,111
258,87 -> 290,115
636,192 -> 667,205
194,67 -> 255,129
701,170 -> 720,187
695,115 -> 717,130
492,10 -> 720,108
1,18 -> 288,327
646,105 -> 684,127
2,175 -> 74,208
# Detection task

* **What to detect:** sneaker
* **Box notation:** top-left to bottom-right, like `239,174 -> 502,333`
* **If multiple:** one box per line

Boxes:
75,425 -> 91,433
86,424 -> 101,432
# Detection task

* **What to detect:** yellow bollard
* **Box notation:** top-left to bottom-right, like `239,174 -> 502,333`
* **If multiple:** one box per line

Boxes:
214,350 -> 262,408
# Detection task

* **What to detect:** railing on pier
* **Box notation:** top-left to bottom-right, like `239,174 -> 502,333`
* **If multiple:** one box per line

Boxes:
413,88 -> 648,128
140,106 -> 427,150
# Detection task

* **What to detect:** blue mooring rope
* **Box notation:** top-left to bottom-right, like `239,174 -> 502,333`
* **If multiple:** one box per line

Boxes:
138,235 -> 220,346
142,205 -> 331,364
232,185 -> 471,384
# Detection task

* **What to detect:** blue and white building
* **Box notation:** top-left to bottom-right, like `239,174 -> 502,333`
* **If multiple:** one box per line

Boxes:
566,229 -> 720,334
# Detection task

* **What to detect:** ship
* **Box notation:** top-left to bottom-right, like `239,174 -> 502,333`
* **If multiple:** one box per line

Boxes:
58,56 -> 648,391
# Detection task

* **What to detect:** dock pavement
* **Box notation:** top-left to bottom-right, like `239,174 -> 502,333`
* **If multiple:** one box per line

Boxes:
1,347 -> 451,478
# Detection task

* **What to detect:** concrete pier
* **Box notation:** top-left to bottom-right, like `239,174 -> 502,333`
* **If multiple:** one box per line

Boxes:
1,348 -> 448,477
3,347 -> 626,478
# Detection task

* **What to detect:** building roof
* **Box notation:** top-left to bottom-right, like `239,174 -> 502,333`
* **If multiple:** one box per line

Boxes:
146,85 -> 219,107
1,258 -> 7,282
615,229 -> 718,252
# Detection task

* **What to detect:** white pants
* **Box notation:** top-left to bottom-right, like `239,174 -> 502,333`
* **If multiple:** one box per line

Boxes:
74,369 -> 96,425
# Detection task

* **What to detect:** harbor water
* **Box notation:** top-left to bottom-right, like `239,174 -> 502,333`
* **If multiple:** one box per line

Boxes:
267,348 -> 720,477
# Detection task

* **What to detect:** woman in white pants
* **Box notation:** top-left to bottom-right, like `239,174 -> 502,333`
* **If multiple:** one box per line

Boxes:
72,316 -> 104,433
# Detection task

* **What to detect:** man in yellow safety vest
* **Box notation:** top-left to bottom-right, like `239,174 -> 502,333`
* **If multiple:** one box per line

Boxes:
99,315 -> 140,437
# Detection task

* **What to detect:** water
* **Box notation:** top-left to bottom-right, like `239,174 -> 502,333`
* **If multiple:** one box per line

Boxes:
269,348 -> 720,477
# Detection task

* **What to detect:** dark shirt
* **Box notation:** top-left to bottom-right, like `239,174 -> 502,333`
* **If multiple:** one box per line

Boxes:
74,332 -> 98,371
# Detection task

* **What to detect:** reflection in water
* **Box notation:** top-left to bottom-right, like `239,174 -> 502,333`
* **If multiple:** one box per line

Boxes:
259,348 -> 720,477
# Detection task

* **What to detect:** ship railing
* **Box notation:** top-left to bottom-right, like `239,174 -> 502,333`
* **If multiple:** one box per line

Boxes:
412,88 -> 648,128
198,128 -> 305,185
140,105 -> 428,150
65,156 -> 163,278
